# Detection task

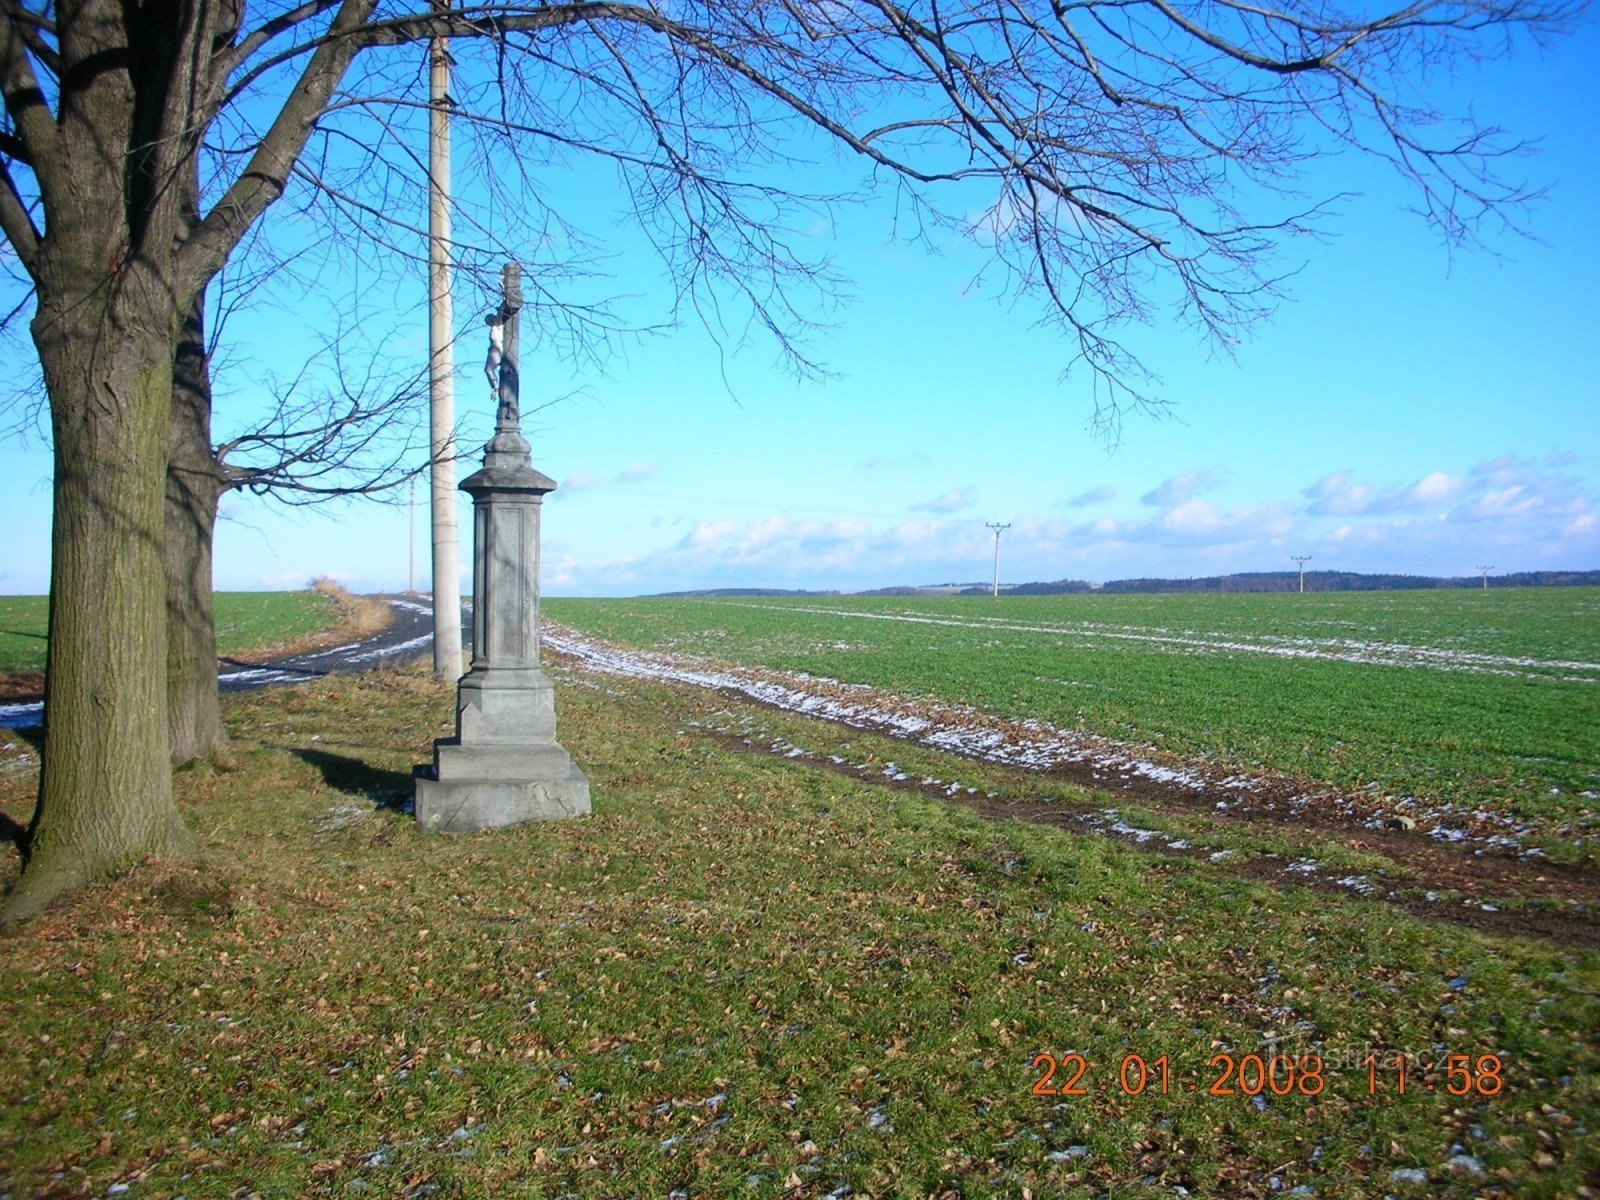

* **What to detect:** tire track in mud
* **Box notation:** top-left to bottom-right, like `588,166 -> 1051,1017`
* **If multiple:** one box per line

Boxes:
544,624 -> 1600,949
706,726 -> 1600,950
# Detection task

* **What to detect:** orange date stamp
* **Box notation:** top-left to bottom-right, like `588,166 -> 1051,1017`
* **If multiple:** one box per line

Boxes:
1029,1051 -> 1506,1098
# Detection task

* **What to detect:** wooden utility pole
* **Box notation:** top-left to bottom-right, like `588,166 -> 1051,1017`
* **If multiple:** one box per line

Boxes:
428,3 -> 463,677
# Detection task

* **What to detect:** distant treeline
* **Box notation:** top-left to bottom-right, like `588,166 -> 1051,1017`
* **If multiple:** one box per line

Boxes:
648,571 -> 1600,599
965,570 -> 1600,596
649,587 -> 841,598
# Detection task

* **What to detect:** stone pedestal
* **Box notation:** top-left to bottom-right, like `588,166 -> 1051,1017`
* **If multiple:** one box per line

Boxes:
414,263 -> 591,832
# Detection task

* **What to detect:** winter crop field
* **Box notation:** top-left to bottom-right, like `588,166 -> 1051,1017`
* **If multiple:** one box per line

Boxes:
545,588 -> 1600,856
0,589 -> 342,675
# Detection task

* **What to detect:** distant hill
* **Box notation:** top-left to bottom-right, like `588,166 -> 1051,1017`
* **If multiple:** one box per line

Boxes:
991,570 -> 1600,595
977,579 -> 1095,595
644,570 -> 1600,599
856,584 -> 985,596
646,587 -> 840,598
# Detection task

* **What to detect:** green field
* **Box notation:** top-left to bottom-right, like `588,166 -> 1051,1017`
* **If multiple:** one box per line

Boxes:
545,589 -> 1600,833
2,661 -> 1596,1198
0,590 -> 342,674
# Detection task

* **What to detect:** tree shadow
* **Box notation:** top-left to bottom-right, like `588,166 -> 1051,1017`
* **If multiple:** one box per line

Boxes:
0,727 -> 42,852
7,726 -> 43,754
0,629 -> 46,642
286,746 -> 415,814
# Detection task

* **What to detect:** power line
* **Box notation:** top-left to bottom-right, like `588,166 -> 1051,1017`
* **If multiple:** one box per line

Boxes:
1475,565 -> 1494,590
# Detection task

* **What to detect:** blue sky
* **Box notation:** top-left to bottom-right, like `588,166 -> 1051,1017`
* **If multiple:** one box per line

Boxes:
1,15 -> 1596,596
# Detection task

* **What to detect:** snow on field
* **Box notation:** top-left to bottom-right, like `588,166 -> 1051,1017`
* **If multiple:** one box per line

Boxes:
542,624 -> 1562,853
732,603 -> 1600,683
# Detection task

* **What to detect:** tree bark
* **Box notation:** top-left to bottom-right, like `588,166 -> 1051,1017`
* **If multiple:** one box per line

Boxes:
166,293 -> 228,766
0,0 -> 206,919
1,0 -> 362,919
3,279 -> 197,921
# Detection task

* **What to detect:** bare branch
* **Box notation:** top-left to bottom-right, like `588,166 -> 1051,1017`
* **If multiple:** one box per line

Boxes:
0,8 -> 56,198
179,0 -> 379,296
0,151 -> 37,268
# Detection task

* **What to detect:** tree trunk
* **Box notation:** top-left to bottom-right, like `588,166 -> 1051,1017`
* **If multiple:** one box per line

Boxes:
2,283 -> 196,922
166,293 -> 228,766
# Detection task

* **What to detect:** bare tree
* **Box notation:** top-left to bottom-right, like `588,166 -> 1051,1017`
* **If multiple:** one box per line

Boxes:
0,0 -> 1572,919
167,281 -> 430,766
1,221 -> 434,768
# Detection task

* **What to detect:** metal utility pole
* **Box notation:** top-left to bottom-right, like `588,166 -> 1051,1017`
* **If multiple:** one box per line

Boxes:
427,4 -> 463,678
1290,555 -> 1312,594
986,523 -> 1011,598
1476,565 -> 1494,590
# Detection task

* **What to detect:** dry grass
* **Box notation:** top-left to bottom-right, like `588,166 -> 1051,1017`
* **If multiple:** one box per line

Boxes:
0,673 -> 43,703
227,579 -> 393,664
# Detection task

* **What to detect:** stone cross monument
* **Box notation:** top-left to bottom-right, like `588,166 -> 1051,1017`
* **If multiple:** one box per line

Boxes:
414,262 -> 591,831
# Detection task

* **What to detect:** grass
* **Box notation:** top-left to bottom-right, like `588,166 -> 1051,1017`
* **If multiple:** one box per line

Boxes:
544,590 -> 1600,830
0,590 -> 344,675
1,663 -> 1596,1198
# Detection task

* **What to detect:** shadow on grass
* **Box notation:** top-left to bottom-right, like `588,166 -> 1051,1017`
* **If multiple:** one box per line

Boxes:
8,726 -> 43,754
286,746 -> 415,814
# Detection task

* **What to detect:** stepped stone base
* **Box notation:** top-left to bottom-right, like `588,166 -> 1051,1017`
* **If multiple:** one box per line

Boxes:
414,669 -> 591,832
414,760 -> 591,832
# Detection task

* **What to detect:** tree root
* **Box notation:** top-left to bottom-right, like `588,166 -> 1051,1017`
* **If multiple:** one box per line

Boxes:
1,817 -> 195,923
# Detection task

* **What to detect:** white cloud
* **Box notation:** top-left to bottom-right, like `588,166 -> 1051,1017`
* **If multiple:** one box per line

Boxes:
1459,486 -> 1539,520
1142,467 -> 1229,508
562,513 -> 984,594
1373,471 -> 1465,513
543,454 -> 1599,595
551,463 -> 655,502
1446,456 -> 1589,526
911,487 -> 976,514
1287,455 -> 1598,574
1305,471 -> 1352,500
1066,484 -> 1115,508
1305,469 -> 1463,516
1160,499 -> 1232,537
1304,469 -> 1373,515
1405,471 -> 1465,506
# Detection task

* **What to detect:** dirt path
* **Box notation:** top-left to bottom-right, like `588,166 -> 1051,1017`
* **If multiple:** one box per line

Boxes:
0,595 -> 458,729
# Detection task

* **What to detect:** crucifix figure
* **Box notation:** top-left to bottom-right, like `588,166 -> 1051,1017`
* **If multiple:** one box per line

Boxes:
484,315 -> 504,402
